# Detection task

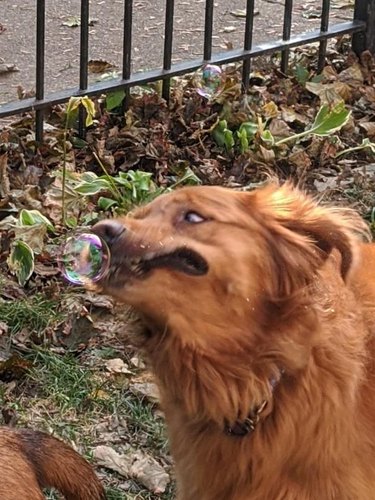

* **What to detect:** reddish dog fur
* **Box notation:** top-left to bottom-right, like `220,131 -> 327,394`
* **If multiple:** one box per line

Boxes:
93,183 -> 375,499
0,427 -> 105,499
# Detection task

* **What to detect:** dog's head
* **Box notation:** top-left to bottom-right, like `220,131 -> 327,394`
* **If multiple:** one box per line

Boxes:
91,183 -> 369,423
93,183 -> 366,327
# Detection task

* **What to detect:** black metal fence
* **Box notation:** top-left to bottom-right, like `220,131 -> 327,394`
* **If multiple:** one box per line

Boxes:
0,0 -> 374,142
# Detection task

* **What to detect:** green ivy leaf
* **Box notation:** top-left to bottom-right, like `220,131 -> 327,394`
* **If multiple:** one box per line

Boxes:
81,96 -> 96,126
238,122 -> 258,139
212,120 -> 230,148
236,128 -> 249,153
361,138 -> 375,153
18,209 -> 55,232
74,178 -> 112,195
98,197 -> 118,211
7,241 -> 35,286
310,102 -> 351,136
70,137 -> 87,149
65,216 -> 78,229
106,90 -> 126,111
261,129 -> 275,145
127,170 -> 153,191
294,65 -> 310,86
224,129 -> 235,150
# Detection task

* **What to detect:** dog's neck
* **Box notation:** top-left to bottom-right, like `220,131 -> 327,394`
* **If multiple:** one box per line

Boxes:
141,322 -> 285,438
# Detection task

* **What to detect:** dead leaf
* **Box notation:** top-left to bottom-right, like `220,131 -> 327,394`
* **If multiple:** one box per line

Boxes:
105,358 -> 132,375
33,263 -> 59,277
0,354 -> 33,382
320,139 -> 339,164
223,26 -> 236,33
280,105 -> 310,125
258,145 -> 275,163
314,176 -> 339,192
0,154 -> 10,197
230,9 -> 259,17
130,356 -> 146,369
94,446 -> 170,494
88,60 -> 117,74
17,86 -> 36,100
130,382 -> 160,403
0,63 -> 19,75
62,16 -> 98,27
268,119 -> 291,138
338,63 -> 364,85
230,9 -> 247,17
305,81 -> 350,105
332,0 -> 354,8
322,65 -> 338,81
262,101 -> 279,119
83,292 -> 114,310
359,122 -> 375,138
289,150 -> 312,170
302,9 -> 321,19
2,407 -> 18,426
0,323 -> 8,336
13,225 -> 47,255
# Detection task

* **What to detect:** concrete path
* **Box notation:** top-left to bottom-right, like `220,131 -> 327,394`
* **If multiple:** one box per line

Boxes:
0,0 -> 353,105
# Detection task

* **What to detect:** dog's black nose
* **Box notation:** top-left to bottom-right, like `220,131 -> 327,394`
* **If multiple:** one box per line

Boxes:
92,220 -> 125,246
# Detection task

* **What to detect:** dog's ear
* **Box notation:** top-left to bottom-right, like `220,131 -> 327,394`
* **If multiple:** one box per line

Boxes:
247,183 -> 370,296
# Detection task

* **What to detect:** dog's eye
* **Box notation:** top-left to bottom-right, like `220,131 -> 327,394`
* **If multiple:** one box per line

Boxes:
184,211 -> 206,224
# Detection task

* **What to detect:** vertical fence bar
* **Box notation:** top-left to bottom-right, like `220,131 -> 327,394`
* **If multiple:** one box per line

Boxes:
123,0 -> 133,79
162,0 -> 175,101
35,0 -> 45,142
203,0 -> 214,61
317,0 -> 330,72
123,0 -> 133,109
280,0 -> 293,73
242,0 -> 255,91
78,0 -> 89,137
366,0 -> 375,53
353,0 -> 375,55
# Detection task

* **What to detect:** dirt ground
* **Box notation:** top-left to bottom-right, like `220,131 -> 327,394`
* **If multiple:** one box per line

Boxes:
0,0 -> 353,105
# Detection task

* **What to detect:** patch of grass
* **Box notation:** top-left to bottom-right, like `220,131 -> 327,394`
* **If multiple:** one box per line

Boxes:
8,346 -> 172,497
104,482 -> 175,500
104,487 -> 126,500
25,349 -> 165,434
118,393 -> 168,454
0,294 -> 62,336
27,349 -> 96,415
43,489 -> 62,500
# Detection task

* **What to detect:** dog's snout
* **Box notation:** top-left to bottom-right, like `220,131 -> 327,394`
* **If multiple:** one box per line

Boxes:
92,220 -> 126,246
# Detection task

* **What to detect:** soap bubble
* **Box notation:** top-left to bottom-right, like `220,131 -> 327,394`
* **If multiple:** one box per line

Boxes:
196,64 -> 223,99
59,233 -> 110,285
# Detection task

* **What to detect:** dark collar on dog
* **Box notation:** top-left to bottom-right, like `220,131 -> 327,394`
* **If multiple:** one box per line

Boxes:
225,400 -> 268,437
224,372 -> 283,437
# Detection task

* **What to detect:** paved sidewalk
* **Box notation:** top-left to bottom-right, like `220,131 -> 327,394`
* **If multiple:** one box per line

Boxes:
0,0 -> 353,105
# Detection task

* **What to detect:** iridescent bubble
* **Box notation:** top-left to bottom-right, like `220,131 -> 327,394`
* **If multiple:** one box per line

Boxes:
196,64 -> 223,99
59,233 -> 110,285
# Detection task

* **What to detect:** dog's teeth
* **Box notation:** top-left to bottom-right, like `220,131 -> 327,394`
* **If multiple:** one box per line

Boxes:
129,258 -> 141,266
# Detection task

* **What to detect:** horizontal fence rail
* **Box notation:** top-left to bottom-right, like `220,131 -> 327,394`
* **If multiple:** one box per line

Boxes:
0,0 -> 371,142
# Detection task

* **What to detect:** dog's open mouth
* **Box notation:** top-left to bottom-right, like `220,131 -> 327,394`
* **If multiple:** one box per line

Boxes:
105,247 -> 208,286
138,248 -> 208,276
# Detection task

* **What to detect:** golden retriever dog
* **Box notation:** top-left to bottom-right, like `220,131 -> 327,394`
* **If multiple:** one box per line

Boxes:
92,183 -> 375,500
0,427 -> 105,499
